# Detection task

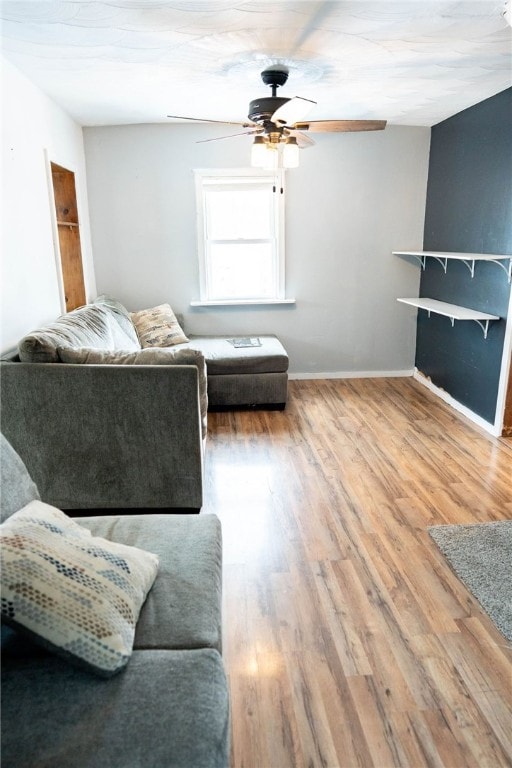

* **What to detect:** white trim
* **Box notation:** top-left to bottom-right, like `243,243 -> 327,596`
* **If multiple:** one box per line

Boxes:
413,369 -> 499,436
190,298 -> 295,307
289,369 -> 414,380
194,168 -> 275,178
194,171 -> 208,301
194,167 -> 285,303
44,149 -> 67,315
494,286 -> 512,435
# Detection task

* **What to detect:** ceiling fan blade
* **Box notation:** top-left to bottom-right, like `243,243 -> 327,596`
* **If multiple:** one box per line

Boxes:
287,129 -> 316,148
271,97 -> 317,127
196,129 -> 263,144
167,114 -> 255,128
293,120 -> 387,133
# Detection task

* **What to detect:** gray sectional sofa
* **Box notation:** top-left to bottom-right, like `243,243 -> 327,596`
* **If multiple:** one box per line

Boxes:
186,333 -> 289,411
0,295 -> 288,511
1,297 -> 206,511
0,434 -> 230,768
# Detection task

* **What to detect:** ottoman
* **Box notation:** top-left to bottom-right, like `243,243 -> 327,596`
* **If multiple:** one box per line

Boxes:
186,335 -> 289,410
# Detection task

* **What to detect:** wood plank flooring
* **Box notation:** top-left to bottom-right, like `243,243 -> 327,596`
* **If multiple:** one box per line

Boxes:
202,378 -> 512,768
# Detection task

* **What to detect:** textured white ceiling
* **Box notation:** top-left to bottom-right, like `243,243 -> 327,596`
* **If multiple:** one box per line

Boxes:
1,1 -> 511,127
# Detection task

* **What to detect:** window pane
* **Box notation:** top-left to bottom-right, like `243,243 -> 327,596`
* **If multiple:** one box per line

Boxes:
206,188 -> 273,240
195,169 -> 285,303
208,243 -> 275,299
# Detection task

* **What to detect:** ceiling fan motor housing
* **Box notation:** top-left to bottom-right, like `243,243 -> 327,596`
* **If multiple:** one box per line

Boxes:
248,68 -> 291,123
248,96 -> 289,123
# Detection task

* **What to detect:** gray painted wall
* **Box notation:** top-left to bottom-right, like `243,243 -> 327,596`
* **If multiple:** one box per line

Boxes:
84,123 -> 430,375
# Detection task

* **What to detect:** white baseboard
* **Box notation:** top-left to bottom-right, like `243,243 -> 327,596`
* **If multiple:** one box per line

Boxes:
413,369 -> 500,437
288,367 -> 501,437
289,369 -> 414,380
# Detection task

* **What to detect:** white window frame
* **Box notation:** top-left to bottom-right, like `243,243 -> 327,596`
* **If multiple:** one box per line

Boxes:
193,168 -> 291,306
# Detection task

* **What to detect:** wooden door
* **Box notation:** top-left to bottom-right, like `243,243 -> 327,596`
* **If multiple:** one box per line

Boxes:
51,162 -> 86,311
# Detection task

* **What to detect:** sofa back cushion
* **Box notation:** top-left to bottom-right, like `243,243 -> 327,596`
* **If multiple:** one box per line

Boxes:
93,295 -> 140,348
0,433 -> 40,522
18,304 -> 140,363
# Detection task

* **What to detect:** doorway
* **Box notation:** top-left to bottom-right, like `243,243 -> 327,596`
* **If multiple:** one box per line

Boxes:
50,162 -> 86,311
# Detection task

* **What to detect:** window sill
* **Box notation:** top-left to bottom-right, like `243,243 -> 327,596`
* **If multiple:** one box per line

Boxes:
190,298 -> 296,307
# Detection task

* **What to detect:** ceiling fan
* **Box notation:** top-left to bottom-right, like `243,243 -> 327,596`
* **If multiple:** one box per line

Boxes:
167,68 -> 386,169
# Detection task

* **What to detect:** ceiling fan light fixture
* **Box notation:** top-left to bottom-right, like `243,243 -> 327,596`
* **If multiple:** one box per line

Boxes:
251,135 -> 267,167
283,136 -> 299,168
263,144 -> 279,171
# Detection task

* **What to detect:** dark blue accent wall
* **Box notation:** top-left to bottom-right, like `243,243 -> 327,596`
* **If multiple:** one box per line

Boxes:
417,88 -> 512,424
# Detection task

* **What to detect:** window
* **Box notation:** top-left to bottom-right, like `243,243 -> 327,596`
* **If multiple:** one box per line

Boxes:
194,169 -> 287,304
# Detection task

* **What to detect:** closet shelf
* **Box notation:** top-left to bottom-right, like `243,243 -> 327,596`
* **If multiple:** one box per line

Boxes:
397,297 -> 499,339
393,250 -> 512,282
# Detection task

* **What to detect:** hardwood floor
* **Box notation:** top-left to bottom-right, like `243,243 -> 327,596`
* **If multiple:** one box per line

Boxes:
202,378 -> 512,768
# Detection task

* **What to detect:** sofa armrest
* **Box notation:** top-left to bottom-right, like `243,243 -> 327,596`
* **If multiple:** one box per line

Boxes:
0,362 -> 204,509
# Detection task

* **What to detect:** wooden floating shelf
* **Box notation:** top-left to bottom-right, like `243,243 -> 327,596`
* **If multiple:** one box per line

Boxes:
393,250 -> 512,282
397,297 -> 500,339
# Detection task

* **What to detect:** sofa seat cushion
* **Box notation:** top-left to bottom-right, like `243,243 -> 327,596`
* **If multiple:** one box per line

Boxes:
1,646 -> 229,768
18,304 -> 140,363
182,335 -> 289,375
78,514 -> 223,653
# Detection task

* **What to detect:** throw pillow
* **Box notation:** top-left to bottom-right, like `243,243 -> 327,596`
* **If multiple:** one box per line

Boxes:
130,303 -> 189,348
0,500 -> 159,677
56,346 -> 208,438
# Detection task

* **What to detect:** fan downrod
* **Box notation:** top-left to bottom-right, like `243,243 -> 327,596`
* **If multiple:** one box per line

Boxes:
261,68 -> 289,96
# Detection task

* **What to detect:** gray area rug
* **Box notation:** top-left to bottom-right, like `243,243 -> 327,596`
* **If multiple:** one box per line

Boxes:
429,520 -> 512,643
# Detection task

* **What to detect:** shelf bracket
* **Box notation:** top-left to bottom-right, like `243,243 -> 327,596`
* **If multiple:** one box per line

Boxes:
488,257 -> 512,284
474,319 -> 491,339
431,256 -> 448,273
413,254 -> 446,272
407,253 -> 426,269
422,309 -> 493,339
461,259 -> 476,278
461,257 -> 511,283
